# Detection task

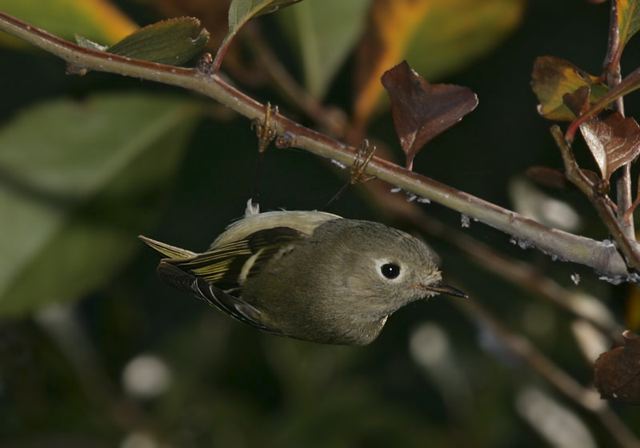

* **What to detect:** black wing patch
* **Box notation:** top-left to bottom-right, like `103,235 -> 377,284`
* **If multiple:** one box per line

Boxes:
170,226 -> 304,291
157,261 -> 281,334
153,226 -> 304,334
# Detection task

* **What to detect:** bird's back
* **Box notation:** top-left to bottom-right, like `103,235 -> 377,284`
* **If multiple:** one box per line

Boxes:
210,210 -> 341,249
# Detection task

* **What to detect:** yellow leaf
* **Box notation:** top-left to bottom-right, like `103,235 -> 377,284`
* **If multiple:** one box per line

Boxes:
0,0 -> 137,48
353,0 -> 523,128
617,0 -> 640,48
532,56 -> 608,121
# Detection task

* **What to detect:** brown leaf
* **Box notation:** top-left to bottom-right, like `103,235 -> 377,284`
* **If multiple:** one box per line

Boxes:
381,61 -> 478,170
562,85 -> 590,117
525,166 -> 567,189
594,330 -> 640,404
352,0 -> 523,129
580,112 -> 640,180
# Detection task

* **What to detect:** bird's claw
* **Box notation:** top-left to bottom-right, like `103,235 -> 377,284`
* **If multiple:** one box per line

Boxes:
251,102 -> 279,153
350,139 -> 376,185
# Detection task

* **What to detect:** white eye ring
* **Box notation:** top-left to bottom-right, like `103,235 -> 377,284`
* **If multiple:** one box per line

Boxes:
375,259 -> 405,282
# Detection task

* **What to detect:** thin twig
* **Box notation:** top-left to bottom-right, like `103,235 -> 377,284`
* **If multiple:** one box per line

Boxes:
603,0 -> 624,109
551,126 -> 640,272
456,299 -> 640,448
625,189 -> 640,221
618,163 -> 635,232
603,0 -> 635,239
0,12 -> 633,280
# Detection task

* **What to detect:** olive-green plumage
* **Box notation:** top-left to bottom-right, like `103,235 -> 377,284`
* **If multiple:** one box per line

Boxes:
140,208 -> 465,345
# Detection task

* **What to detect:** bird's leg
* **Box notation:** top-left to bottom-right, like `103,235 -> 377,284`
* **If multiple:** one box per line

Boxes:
350,139 -> 376,185
252,102 -> 279,153
324,140 -> 377,209
250,102 -> 279,206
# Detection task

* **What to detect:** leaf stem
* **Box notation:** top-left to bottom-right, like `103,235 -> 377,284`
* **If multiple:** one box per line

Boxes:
212,33 -> 232,72
0,11 -> 633,280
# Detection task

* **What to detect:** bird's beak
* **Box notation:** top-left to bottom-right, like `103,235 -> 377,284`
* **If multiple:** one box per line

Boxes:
423,282 -> 468,299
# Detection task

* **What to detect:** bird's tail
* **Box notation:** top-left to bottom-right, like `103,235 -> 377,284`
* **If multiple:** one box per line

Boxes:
138,235 -> 196,260
139,235 -> 196,292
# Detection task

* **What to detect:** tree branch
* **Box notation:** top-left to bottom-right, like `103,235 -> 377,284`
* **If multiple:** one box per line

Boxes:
0,12 -> 634,280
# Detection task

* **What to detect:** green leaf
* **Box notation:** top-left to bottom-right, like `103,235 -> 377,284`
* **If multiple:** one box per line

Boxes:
214,0 -> 301,68
228,0 -> 302,30
532,56 -> 608,121
108,17 -> 210,66
617,0 -> 640,48
277,0 -> 371,98
0,0 -> 137,48
0,93 -> 200,316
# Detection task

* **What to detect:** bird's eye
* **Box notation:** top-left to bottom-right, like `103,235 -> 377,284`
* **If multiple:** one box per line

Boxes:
380,263 -> 401,279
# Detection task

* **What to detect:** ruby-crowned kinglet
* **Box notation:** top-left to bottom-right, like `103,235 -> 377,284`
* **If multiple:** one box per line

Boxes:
140,204 -> 465,345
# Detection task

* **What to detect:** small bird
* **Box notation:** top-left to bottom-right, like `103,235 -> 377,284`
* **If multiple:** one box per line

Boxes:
140,204 -> 466,345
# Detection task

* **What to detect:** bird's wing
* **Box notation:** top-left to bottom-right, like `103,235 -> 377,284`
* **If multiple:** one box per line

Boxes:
152,226 -> 307,334
156,261 -> 281,334
140,225 -> 303,285
140,211 -> 342,334
173,226 -> 305,289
